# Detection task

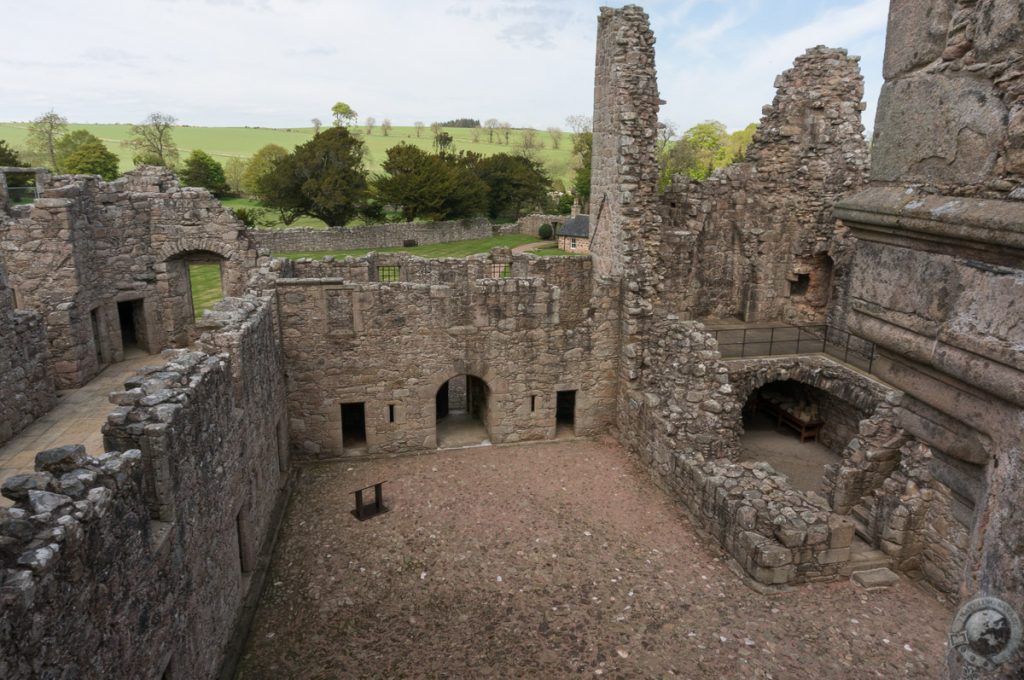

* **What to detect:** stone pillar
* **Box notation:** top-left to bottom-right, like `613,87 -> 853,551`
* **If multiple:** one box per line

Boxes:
836,2 -> 1024,676
588,5 -> 664,440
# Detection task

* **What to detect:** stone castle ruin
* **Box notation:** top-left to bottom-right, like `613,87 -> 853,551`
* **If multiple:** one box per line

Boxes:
0,2 -> 1021,678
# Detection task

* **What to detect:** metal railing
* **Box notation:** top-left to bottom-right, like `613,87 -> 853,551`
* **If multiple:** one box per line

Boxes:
710,323 -> 877,374
7,186 -> 39,205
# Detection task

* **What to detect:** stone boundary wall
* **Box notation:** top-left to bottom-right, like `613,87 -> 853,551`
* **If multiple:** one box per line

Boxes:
0,295 -> 288,679
276,250 -> 618,459
252,214 -> 569,254
0,268 -> 55,446
625,321 -> 856,586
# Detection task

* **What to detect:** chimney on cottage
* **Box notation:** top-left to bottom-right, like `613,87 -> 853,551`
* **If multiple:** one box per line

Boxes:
571,196 -> 580,218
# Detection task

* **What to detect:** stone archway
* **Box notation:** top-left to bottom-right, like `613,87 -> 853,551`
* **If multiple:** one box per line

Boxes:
160,248 -> 229,346
422,365 -> 508,449
435,374 -> 492,448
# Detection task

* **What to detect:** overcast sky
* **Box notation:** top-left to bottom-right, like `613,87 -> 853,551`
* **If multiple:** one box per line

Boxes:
0,0 -> 889,133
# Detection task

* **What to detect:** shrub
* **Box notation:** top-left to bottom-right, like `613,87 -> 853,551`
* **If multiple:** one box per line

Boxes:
538,223 -> 553,240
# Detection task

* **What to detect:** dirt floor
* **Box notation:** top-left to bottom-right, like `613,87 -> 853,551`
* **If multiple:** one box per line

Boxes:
237,438 -> 951,679
738,412 -> 842,494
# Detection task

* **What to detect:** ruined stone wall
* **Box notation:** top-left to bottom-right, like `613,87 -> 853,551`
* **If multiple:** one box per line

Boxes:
252,214 -> 570,254
621,321 -> 858,586
252,218 -> 495,253
277,252 -> 619,458
834,3 -> 1024,673
588,6 -> 665,447
0,262 -> 55,446
0,295 -> 288,679
658,46 -> 869,323
0,167 -> 264,389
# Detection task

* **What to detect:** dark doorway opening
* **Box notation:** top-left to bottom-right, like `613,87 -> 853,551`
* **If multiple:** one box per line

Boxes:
436,375 -> 490,448
556,390 -> 576,436
118,299 -> 141,350
341,402 -> 367,452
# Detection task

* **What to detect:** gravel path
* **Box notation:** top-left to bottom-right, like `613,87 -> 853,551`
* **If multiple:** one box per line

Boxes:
238,438 -> 951,679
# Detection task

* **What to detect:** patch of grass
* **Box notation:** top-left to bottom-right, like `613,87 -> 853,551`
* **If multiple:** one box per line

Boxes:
276,234 -> 540,260
188,263 -> 224,319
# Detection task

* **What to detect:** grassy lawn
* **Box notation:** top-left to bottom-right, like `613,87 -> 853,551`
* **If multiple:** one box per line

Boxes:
276,234 -> 541,260
188,263 -> 224,319
530,242 -> 586,257
0,122 -> 576,186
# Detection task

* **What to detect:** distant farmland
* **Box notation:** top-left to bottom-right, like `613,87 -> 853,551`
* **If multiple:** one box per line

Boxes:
0,122 -> 577,185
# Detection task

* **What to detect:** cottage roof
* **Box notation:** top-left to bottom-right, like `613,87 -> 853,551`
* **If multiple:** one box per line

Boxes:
557,214 -> 590,238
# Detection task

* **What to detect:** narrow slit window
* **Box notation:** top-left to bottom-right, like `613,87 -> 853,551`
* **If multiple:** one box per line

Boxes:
388,404 -> 396,423
530,395 -> 536,412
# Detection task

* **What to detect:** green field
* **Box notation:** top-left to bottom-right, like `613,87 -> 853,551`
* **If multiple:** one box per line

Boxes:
0,122 -> 577,186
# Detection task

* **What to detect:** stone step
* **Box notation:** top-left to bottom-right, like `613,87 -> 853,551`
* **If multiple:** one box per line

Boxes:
840,543 -> 892,577
851,567 -> 900,589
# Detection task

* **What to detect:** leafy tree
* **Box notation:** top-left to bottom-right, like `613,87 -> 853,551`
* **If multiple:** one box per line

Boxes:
331,102 -> 357,127
475,153 -> 550,219
381,119 -> 392,136
27,110 -> 69,171
515,128 -> 543,161
261,126 -> 369,226
659,138 -> 701,188
682,120 -> 728,176
126,113 -> 179,167
433,131 -> 454,154
230,206 -> 273,229
484,118 -> 499,143
223,157 -> 247,194
0,139 -> 24,167
657,120 -> 678,153
241,144 -> 288,197
365,116 -> 376,135
570,130 -> 592,206
374,143 -> 487,221
62,141 -> 120,180
55,130 -> 105,170
538,223 -> 553,240
178,149 -> 229,195
439,118 -> 481,128
547,127 -> 563,150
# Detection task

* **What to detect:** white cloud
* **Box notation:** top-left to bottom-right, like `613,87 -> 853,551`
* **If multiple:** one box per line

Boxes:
0,0 -> 888,135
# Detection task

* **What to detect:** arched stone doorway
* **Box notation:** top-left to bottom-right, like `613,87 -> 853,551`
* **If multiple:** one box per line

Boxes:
162,249 -> 227,345
739,379 -> 868,499
435,375 -> 491,449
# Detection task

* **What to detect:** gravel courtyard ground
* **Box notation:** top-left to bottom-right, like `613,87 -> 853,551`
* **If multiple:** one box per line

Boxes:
237,438 -> 951,679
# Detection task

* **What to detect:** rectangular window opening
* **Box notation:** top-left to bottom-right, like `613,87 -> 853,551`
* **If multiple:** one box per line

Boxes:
388,404 -> 396,423
341,402 -> 368,451
790,273 -> 811,296
187,262 -> 224,320
489,262 -> 511,279
530,395 -> 536,412
378,266 -> 400,283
